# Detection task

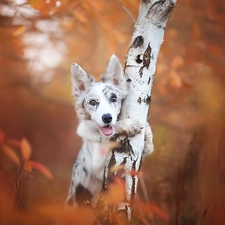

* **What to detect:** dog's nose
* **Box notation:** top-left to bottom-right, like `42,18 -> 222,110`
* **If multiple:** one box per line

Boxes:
102,113 -> 112,124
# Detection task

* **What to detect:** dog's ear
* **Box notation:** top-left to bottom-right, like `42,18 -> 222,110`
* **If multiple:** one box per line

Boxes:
102,54 -> 125,86
71,62 -> 94,97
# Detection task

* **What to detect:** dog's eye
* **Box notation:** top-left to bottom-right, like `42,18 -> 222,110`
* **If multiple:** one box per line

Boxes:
89,100 -> 97,106
110,95 -> 117,102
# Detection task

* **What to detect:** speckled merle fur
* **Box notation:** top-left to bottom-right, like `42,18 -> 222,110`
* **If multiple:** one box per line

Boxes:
66,55 -> 154,207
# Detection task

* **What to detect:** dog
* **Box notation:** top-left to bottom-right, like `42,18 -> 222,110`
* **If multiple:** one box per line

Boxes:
66,55 -> 154,208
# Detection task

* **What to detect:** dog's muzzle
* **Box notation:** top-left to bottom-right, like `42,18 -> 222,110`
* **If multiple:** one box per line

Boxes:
102,113 -> 112,124
98,113 -> 114,136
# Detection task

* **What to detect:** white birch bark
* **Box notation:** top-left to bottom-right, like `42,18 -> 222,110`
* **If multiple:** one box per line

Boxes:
97,1 -> 177,224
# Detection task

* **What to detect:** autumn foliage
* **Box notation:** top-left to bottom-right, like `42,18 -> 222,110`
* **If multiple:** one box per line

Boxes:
0,0 -> 224,225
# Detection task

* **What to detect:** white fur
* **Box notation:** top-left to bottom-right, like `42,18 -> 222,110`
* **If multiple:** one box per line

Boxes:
66,55 -> 153,207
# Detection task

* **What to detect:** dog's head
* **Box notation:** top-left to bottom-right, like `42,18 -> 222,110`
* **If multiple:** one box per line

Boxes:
71,55 -> 128,137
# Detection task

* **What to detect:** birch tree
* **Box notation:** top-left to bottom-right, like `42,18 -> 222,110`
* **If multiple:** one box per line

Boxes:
96,0 -> 177,224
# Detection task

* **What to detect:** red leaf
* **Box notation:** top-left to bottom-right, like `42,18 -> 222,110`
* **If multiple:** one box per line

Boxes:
30,161 -> 53,180
5,139 -> 21,148
2,146 -> 20,166
23,160 -> 32,172
149,204 -> 169,221
0,129 -> 5,144
136,201 -> 169,221
20,138 -> 32,160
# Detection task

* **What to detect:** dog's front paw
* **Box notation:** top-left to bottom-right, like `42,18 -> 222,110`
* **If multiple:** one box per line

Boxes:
116,118 -> 143,137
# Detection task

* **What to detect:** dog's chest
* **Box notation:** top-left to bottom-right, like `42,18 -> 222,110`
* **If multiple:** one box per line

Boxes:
81,140 -> 109,180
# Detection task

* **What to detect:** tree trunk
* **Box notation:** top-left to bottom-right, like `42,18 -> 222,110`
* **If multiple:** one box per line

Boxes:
96,1 -> 177,224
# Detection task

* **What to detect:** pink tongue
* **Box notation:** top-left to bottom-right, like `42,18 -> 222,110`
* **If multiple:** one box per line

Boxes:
102,126 -> 113,136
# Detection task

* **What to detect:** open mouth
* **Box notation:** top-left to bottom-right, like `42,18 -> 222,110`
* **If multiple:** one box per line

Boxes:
98,125 -> 114,136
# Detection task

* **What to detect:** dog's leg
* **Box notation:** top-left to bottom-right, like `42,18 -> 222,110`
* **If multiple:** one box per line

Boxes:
115,119 -> 153,156
65,162 -> 79,208
143,121 -> 154,157
115,118 -> 143,137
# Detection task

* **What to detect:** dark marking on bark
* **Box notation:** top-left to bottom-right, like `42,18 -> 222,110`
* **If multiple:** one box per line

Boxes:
102,151 -> 117,191
145,95 -> 151,105
127,78 -> 131,83
137,97 -> 142,104
137,95 -> 152,105
113,137 -> 134,156
131,36 -> 144,48
138,156 -> 143,173
136,55 -> 143,64
139,44 -> 152,77
130,160 -> 136,205
147,0 -> 175,27
143,44 -> 151,69
125,65 -> 136,68
148,76 -> 151,85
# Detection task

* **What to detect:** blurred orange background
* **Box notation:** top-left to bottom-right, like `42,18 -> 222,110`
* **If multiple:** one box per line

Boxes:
0,0 -> 224,225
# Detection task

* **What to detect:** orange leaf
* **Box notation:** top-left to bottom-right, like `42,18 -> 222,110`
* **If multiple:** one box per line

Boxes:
0,129 -> 5,144
2,146 -> 20,166
23,160 -> 32,172
133,212 -> 152,225
129,168 -> 141,177
72,9 -> 88,23
103,177 -> 126,204
87,0 -> 102,10
5,139 -> 21,148
30,161 -> 53,180
149,204 -> 169,221
13,25 -> 26,36
171,55 -> 184,70
137,202 -> 169,221
36,204 -> 95,225
20,138 -> 32,160
110,164 -> 125,173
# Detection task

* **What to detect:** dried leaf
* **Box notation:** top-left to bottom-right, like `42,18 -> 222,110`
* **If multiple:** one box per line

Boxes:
129,168 -> 141,177
137,202 -> 169,221
133,212 -> 152,225
170,71 -> 182,88
110,164 -> 125,173
149,204 -> 169,221
102,177 -> 125,204
30,161 -> 53,180
0,129 -> 5,144
28,0 -> 53,15
5,139 -> 21,148
2,146 -> 20,166
72,9 -> 88,23
36,204 -> 95,225
191,22 -> 201,40
171,55 -> 184,70
87,0 -> 102,10
114,31 -> 128,44
28,0 -> 42,8
20,138 -> 32,160
23,160 -> 32,172
13,26 -> 26,36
